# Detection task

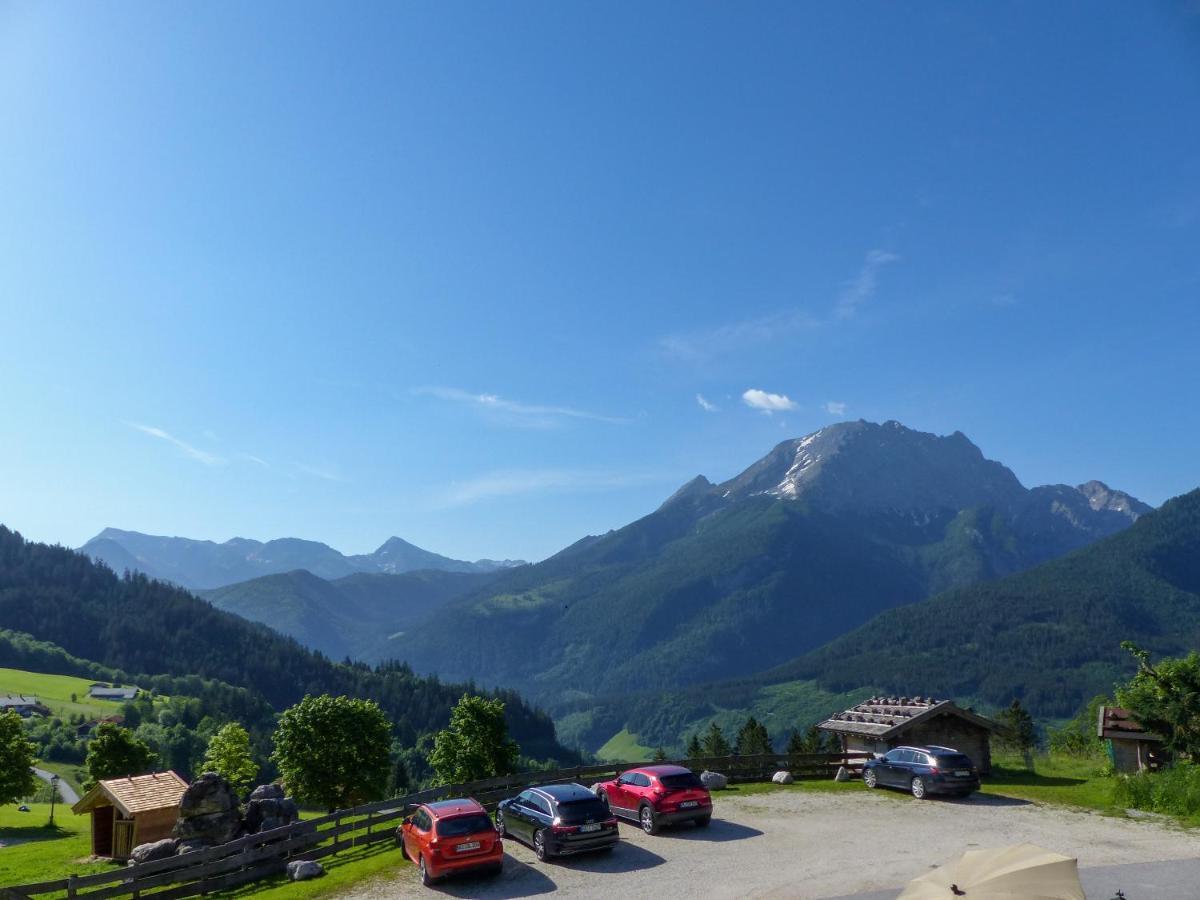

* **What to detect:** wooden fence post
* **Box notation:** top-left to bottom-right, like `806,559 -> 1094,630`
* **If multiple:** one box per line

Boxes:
67,875 -> 77,900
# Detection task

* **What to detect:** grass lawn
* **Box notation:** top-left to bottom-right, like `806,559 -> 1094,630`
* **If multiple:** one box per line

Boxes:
595,728 -> 654,762
219,839 -> 411,899
0,667 -> 135,720
981,752 -> 1119,815
35,760 -> 86,796
0,802 -> 116,889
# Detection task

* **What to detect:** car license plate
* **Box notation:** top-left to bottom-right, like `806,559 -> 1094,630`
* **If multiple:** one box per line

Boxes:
580,823 -> 601,832
679,800 -> 699,808
456,841 -> 481,852
954,770 -> 970,777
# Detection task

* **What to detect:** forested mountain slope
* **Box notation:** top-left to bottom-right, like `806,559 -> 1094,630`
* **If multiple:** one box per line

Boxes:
0,526 -> 569,760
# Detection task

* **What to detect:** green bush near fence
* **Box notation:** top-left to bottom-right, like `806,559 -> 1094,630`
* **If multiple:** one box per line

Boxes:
1112,763 -> 1200,823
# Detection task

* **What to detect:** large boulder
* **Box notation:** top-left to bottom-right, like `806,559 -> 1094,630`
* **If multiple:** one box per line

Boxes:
700,770 -> 728,790
128,838 -> 178,865
174,773 -> 243,847
834,766 -> 851,782
244,796 -> 300,834
771,771 -> 794,784
287,860 -> 325,881
249,783 -> 285,802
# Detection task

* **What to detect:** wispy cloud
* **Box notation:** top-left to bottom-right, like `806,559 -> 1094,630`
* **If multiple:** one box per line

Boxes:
824,401 -> 847,416
237,452 -> 270,467
660,309 -> 820,362
660,248 -> 900,361
126,422 -> 225,466
293,462 -> 345,483
695,393 -> 718,412
742,389 -> 796,414
435,469 -> 667,508
415,386 -> 629,428
833,249 -> 901,320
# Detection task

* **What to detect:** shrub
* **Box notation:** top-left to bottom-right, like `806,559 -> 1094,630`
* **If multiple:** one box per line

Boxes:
1112,763 -> 1200,819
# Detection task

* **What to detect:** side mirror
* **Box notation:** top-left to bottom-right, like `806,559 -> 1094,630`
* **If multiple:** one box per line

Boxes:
402,815 -> 412,826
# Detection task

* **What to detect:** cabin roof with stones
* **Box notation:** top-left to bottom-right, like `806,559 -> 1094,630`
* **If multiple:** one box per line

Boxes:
817,696 -> 998,739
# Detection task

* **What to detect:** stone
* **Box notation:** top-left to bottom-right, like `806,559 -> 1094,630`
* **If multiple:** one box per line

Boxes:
700,770 -> 728,790
834,766 -> 851,782
175,838 -> 212,856
244,796 -> 300,834
771,770 -> 794,784
178,772 -> 239,818
175,809 -> 242,844
249,782 -> 285,802
287,860 -> 325,881
128,838 -> 178,864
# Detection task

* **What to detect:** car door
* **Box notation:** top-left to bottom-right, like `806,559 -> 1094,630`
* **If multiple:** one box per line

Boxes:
611,772 -> 636,813
880,750 -> 906,786
630,772 -> 653,807
406,808 -> 430,859
512,791 -> 537,841
527,793 -> 553,838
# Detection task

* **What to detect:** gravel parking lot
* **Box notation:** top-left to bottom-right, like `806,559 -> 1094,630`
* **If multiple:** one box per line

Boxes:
339,786 -> 1200,899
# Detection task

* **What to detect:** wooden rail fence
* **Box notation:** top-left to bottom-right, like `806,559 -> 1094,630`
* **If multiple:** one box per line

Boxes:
2,751 -> 868,900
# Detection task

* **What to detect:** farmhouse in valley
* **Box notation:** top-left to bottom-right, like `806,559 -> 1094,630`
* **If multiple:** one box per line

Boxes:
0,694 -> 50,717
818,696 -> 998,774
88,684 -> 139,701
72,771 -> 189,860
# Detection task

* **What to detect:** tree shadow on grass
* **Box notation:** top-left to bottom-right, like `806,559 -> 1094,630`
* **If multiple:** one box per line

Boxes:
988,768 -> 1089,788
0,822 -> 76,844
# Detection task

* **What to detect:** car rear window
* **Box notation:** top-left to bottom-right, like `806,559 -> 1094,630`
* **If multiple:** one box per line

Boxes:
555,797 -> 608,824
436,813 -> 493,837
932,753 -> 974,768
659,772 -> 704,790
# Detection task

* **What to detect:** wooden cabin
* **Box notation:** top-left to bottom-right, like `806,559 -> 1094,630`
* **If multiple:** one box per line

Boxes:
818,696 -> 999,774
1097,706 -> 1167,773
72,771 -> 188,860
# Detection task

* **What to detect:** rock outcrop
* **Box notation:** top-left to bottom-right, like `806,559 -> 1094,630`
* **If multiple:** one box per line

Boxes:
128,838 -> 178,864
173,773 -> 243,849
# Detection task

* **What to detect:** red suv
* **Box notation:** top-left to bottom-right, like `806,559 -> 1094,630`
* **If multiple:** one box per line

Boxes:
593,765 -> 712,833
396,798 -> 503,886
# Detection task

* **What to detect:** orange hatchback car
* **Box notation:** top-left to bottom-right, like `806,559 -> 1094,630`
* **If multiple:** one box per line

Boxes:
396,798 -> 503,886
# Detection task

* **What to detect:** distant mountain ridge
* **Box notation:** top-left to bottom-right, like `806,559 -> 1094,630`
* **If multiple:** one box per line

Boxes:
387,420 -> 1151,737
79,528 -> 526,590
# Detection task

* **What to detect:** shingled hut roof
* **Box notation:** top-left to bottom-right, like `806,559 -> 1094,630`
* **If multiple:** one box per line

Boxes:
817,696 -> 997,739
72,771 -> 189,817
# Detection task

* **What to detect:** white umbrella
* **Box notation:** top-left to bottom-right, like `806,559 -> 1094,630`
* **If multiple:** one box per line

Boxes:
898,842 -> 1085,900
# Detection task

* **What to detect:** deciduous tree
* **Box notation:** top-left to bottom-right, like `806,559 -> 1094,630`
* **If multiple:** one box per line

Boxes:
1118,643 -> 1200,757
201,723 -> 258,796
0,709 -> 37,806
84,722 -> 156,788
272,695 -> 392,811
428,694 -> 519,786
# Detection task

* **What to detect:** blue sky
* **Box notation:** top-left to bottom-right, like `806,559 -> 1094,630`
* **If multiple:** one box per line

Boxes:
2,1 -> 1198,562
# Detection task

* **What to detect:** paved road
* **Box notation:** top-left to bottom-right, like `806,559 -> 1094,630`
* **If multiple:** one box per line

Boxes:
32,767 -> 80,805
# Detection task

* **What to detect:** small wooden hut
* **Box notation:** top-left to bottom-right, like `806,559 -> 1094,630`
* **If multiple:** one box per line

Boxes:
1097,706 -> 1167,773
72,771 -> 189,860
818,696 -> 999,774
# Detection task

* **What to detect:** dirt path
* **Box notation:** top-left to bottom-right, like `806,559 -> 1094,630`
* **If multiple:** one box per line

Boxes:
337,788 -> 1200,899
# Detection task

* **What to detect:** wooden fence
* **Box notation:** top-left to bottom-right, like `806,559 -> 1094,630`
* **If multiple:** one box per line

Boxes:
2,751 -> 868,900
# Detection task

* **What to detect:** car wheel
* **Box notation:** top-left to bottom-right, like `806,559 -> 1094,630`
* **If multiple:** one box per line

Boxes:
418,854 -> 435,886
864,768 -> 878,789
495,809 -> 507,836
911,777 -> 927,800
639,804 -> 659,835
533,828 -> 548,861
694,815 -> 711,828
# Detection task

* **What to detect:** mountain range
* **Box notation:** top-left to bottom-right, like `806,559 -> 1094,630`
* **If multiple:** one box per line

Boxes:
604,486 -> 1200,752
385,421 -> 1150,724
79,528 -> 525,590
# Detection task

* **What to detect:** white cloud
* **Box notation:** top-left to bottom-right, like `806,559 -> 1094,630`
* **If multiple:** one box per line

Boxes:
436,469 -> 666,508
695,393 -> 718,412
833,249 -> 901,319
415,386 -> 629,427
824,401 -> 847,416
126,422 -> 225,466
742,389 -> 797,414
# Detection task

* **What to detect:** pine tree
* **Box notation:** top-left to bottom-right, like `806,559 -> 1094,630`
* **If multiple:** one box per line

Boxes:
700,722 -> 731,757
651,746 -> 668,762
685,732 -> 703,758
734,717 -> 773,755
996,698 -> 1037,766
